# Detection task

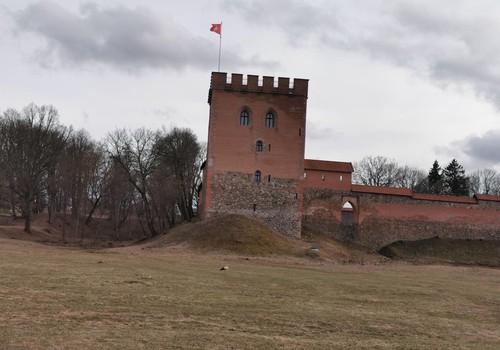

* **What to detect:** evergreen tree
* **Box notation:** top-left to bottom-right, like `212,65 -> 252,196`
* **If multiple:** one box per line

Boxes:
427,160 -> 444,194
443,159 -> 469,196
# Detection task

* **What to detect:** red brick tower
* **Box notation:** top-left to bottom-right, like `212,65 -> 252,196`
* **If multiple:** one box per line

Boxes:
199,72 -> 309,237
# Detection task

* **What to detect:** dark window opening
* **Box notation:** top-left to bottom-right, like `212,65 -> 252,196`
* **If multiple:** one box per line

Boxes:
268,144 -> 271,152
253,204 -> 257,212
265,112 -> 275,128
342,211 -> 354,225
342,202 -> 355,225
240,110 -> 249,125
299,128 -> 302,136
295,192 -> 298,199
256,140 -> 263,152
255,170 -> 261,183
268,175 -> 271,182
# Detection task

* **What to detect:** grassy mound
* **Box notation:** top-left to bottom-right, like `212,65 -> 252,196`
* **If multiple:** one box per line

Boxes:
379,237 -> 500,267
154,214 -> 302,256
138,214 -> 384,264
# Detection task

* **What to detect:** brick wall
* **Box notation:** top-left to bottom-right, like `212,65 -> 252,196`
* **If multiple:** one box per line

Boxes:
303,187 -> 500,250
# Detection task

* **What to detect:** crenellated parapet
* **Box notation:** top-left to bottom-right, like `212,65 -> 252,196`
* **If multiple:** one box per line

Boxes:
210,72 -> 308,97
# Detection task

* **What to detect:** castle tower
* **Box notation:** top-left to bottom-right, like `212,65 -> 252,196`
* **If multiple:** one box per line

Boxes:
199,72 -> 309,237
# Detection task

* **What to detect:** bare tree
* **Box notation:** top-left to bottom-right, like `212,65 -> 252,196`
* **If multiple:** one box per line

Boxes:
395,165 -> 427,191
85,142 -> 111,225
156,127 -> 202,221
193,142 -> 207,212
148,163 -> 178,229
0,165 -> 14,214
55,130 -> 99,240
353,156 -> 402,187
469,168 -> 500,195
101,163 -> 135,233
0,104 -> 70,233
107,128 -> 161,237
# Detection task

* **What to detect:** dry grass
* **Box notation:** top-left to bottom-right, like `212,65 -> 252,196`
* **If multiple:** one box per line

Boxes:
153,214 -> 301,255
130,215 -> 382,265
380,238 -> 500,267
0,235 -> 499,349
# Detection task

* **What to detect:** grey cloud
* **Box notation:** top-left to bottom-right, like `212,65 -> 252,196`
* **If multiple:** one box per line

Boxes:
11,1 -> 276,72
462,130 -> 500,164
437,130 -> 500,170
224,0 -> 500,109
393,3 -> 500,106
222,0 -> 340,46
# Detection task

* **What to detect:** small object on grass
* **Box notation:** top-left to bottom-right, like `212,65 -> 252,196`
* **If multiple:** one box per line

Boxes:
310,246 -> 319,252
97,260 -> 105,264
220,266 -> 229,271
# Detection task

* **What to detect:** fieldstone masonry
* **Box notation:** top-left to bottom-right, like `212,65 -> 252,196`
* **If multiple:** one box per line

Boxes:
209,171 -> 301,237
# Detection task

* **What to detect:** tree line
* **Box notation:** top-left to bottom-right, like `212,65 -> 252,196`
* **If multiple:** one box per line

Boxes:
0,103 -> 204,236
353,155 -> 500,196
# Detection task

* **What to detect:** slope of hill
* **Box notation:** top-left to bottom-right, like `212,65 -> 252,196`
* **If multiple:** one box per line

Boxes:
379,237 -> 500,267
3,213 -> 498,267
124,214 -> 383,264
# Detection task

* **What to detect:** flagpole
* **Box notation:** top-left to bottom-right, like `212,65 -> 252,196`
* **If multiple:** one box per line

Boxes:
218,22 -> 222,72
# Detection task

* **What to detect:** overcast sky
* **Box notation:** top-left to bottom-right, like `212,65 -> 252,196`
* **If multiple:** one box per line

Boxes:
1,0 -> 499,173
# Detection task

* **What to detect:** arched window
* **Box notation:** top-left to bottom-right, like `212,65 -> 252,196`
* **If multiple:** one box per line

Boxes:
265,112 -> 275,128
256,140 -> 263,152
240,110 -> 249,126
255,170 -> 261,183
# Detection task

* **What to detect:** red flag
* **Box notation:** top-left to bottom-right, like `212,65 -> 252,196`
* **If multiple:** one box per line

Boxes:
210,23 -> 221,35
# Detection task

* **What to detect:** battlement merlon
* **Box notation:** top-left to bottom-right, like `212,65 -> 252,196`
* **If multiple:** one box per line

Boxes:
209,72 -> 309,99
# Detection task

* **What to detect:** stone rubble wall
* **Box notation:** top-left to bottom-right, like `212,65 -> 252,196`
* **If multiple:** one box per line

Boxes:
209,171 -> 302,237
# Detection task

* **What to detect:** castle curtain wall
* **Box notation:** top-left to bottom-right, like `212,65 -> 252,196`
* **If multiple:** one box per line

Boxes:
303,187 -> 500,250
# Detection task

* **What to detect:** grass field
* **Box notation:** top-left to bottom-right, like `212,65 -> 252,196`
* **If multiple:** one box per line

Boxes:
0,238 -> 499,349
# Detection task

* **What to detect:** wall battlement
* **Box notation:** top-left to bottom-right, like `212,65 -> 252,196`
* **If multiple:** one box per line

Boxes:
210,72 -> 309,97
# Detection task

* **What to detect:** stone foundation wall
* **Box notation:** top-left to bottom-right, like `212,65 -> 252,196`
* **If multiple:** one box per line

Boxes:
209,171 -> 302,237
354,219 -> 499,249
303,188 -> 500,250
